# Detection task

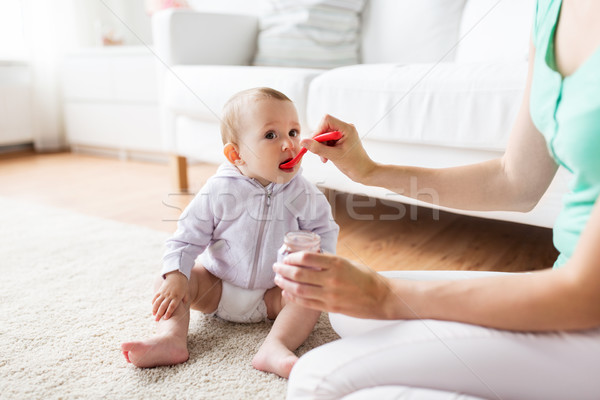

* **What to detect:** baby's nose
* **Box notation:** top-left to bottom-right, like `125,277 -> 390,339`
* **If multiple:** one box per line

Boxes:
282,137 -> 295,151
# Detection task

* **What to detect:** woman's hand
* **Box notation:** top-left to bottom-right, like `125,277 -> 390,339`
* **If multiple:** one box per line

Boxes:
273,251 -> 394,319
152,271 -> 188,321
302,114 -> 377,184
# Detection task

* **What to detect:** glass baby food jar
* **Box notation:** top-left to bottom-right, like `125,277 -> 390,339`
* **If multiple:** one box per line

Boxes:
277,231 -> 321,263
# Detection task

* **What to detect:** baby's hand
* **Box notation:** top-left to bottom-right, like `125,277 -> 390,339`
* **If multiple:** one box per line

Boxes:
152,271 -> 188,321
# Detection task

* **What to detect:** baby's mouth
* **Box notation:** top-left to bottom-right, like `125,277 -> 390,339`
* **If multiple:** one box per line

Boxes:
279,158 -> 294,170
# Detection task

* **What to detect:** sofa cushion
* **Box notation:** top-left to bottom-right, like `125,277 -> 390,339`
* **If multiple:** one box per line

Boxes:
361,0 -> 467,64
306,62 -> 528,151
164,65 -> 322,129
455,0 -> 535,63
253,0 -> 366,69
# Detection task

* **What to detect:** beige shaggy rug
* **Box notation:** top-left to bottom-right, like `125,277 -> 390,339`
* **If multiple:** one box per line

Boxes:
0,197 -> 339,399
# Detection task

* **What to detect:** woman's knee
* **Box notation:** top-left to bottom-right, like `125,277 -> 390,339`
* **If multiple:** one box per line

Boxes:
288,350 -> 326,399
288,345 -> 347,400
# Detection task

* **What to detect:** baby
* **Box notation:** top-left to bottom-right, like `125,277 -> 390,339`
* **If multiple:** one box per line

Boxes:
121,87 -> 339,378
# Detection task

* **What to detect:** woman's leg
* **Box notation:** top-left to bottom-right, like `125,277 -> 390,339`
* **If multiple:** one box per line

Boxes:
341,385 -> 486,400
287,271 -> 600,400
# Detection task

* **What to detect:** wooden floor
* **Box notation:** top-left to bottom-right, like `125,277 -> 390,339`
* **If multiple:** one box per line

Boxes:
0,151 -> 558,272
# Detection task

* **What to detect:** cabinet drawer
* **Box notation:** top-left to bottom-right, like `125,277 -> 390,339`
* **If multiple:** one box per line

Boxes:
64,103 -> 162,152
112,55 -> 158,102
62,57 -> 113,101
62,50 -> 158,102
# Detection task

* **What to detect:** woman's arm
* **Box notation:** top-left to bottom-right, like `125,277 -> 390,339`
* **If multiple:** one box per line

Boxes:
386,198 -> 600,331
274,199 -> 600,331
304,40 -> 558,212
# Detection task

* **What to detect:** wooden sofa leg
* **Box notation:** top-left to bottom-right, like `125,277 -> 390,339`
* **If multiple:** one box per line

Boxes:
170,155 -> 188,192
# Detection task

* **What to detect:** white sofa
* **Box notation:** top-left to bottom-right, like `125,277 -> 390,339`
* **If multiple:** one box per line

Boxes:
152,0 -> 569,228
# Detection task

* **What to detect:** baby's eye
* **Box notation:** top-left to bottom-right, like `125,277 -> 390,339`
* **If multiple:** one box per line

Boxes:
265,131 -> 276,139
289,129 -> 299,137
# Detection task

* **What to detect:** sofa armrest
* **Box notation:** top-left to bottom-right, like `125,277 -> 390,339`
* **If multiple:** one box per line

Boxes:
152,9 -> 259,66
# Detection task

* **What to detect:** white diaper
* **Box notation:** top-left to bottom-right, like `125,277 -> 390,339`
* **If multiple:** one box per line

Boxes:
214,281 -> 268,323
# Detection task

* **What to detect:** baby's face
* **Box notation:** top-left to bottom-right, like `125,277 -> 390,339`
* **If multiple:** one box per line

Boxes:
235,98 -> 302,186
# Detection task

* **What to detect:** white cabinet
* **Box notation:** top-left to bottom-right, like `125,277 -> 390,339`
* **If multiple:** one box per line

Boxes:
62,46 -> 163,154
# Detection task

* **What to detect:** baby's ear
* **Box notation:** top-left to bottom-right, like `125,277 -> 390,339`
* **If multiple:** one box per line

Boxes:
223,143 -> 243,165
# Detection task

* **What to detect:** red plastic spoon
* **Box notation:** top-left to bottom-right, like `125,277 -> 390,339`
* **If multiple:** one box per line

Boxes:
279,131 -> 342,169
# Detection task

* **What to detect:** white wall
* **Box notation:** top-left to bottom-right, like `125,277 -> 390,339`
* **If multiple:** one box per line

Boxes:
73,0 -> 153,47
0,64 -> 33,146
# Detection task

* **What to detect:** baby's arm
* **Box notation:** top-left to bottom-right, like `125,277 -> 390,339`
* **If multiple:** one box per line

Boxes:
157,184 -> 215,318
152,271 -> 188,321
161,182 -> 215,276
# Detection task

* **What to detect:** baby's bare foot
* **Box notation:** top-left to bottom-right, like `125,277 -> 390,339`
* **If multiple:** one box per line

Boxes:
252,339 -> 298,379
121,335 -> 188,368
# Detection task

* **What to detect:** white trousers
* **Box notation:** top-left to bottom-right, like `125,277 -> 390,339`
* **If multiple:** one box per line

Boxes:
287,271 -> 600,400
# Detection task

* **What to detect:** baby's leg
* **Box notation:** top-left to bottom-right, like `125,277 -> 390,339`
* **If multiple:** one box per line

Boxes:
252,286 -> 320,378
121,266 -> 222,367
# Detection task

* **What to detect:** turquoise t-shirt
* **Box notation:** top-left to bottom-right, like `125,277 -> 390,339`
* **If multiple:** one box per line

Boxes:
530,0 -> 600,268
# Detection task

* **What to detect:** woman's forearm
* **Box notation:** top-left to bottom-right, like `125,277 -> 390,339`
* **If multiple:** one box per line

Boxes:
380,200 -> 600,332
360,158 -> 533,212
383,267 -> 600,332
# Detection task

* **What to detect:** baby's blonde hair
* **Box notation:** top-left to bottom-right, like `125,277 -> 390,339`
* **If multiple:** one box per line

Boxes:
220,87 -> 292,145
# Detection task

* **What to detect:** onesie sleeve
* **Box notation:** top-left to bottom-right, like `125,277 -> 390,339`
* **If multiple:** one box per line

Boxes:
161,182 -> 215,280
298,187 -> 339,255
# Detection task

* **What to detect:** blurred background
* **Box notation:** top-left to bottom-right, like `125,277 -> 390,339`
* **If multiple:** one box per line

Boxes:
0,0 -> 258,154
0,0 -> 558,272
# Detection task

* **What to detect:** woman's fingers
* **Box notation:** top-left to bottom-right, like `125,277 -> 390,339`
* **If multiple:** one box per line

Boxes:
282,251 -> 335,271
301,114 -> 351,160
274,252 -> 343,297
273,263 -> 324,287
275,273 -> 322,299
275,252 -> 394,318
315,114 -> 348,136
309,114 -> 375,183
282,290 -> 327,312
300,138 -> 338,161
